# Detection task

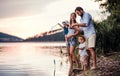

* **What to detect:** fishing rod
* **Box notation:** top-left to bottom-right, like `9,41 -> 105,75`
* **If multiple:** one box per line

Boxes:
51,24 -> 58,31
54,59 -> 56,76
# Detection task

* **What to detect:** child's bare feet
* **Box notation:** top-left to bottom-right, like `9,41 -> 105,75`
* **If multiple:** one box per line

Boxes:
90,66 -> 96,70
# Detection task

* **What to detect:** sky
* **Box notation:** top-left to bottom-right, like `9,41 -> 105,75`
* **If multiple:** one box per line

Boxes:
0,0 -> 104,39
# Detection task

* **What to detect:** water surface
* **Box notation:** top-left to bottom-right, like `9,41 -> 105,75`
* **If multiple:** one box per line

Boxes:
0,42 -> 69,76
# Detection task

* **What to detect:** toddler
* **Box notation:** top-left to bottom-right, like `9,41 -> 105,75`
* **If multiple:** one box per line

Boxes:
78,35 -> 88,71
58,20 -> 69,42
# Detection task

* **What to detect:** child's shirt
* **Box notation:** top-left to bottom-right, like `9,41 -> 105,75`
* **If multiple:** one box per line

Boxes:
79,42 -> 88,56
63,27 -> 68,35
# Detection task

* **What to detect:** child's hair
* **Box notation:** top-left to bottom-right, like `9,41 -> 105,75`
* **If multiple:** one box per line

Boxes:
78,35 -> 86,42
62,20 -> 69,26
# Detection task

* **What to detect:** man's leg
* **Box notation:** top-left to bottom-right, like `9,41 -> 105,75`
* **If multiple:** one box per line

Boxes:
88,48 -> 96,69
87,34 -> 96,69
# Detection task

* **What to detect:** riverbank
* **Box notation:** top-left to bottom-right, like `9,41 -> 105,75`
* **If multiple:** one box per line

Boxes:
76,52 -> 120,76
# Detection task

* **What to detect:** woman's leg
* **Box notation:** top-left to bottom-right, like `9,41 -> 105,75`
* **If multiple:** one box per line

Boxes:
68,59 -> 73,76
67,47 -> 70,61
68,47 -> 73,76
70,46 -> 79,68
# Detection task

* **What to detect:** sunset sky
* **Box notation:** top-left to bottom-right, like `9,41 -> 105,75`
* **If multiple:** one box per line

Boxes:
0,0 -> 104,39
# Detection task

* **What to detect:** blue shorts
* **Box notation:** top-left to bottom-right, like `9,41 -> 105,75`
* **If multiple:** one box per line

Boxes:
66,37 -> 77,47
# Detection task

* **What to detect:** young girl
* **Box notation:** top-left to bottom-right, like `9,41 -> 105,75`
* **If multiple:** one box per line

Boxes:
58,20 -> 69,42
78,35 -> 88,71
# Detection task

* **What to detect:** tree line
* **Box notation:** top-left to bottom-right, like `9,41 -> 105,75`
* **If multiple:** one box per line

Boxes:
94,0 -> 120,54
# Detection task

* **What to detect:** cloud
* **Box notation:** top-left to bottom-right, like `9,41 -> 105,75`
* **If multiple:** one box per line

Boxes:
0,0 -> 103,39
0,0 -> 58,18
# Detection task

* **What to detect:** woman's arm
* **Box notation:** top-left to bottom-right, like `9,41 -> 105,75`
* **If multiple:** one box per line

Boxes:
65,26 -> 79,40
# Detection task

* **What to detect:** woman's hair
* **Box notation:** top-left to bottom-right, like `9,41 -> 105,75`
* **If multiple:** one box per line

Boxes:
70,12 -> 77,27
78,35 -> 86,42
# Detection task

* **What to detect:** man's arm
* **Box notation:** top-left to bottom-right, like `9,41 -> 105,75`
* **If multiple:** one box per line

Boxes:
72,13 -> 91,27
72,23 -> 87,27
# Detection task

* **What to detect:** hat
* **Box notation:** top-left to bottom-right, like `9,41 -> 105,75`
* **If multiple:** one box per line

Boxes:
62,20 -> 69,25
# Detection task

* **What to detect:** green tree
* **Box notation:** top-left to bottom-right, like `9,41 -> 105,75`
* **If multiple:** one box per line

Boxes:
95,0 -> 120,23
94,0 -> 120,54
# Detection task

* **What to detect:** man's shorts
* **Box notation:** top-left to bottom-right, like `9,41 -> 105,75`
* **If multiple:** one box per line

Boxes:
66,37 -> 76,47
86,34 -> 96,48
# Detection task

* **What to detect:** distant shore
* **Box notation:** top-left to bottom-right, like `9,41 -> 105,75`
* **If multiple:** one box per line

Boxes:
0,42 -> 66,49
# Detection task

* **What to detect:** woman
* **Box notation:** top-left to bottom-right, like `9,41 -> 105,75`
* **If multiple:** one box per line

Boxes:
66,12 -> 80,76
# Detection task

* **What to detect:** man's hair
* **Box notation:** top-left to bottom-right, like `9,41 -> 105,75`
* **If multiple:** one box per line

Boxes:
75,7 -> 83,12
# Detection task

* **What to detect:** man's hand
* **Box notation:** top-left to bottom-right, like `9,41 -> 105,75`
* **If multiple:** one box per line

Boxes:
72,23 -> 86,27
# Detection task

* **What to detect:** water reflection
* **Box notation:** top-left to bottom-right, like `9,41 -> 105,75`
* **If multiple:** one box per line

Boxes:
0,42 -> 69,76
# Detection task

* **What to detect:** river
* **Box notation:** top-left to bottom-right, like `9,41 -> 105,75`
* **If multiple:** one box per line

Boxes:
0,42 -> 69,76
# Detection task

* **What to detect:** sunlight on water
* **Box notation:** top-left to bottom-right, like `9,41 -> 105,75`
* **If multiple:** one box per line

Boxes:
0,42 -> 69,76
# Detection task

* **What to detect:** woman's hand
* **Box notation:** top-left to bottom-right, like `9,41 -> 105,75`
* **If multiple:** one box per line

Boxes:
71,23 -> 78,28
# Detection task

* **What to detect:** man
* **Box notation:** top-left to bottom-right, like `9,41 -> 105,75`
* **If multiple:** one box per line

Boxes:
73,7 -> 96,69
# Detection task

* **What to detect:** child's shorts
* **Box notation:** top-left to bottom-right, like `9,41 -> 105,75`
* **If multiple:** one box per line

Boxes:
80,55 -> 88,65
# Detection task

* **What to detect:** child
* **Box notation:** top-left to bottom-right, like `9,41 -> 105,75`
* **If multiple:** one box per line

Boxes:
78,35 -> 88,71
58,20 -> 69,42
